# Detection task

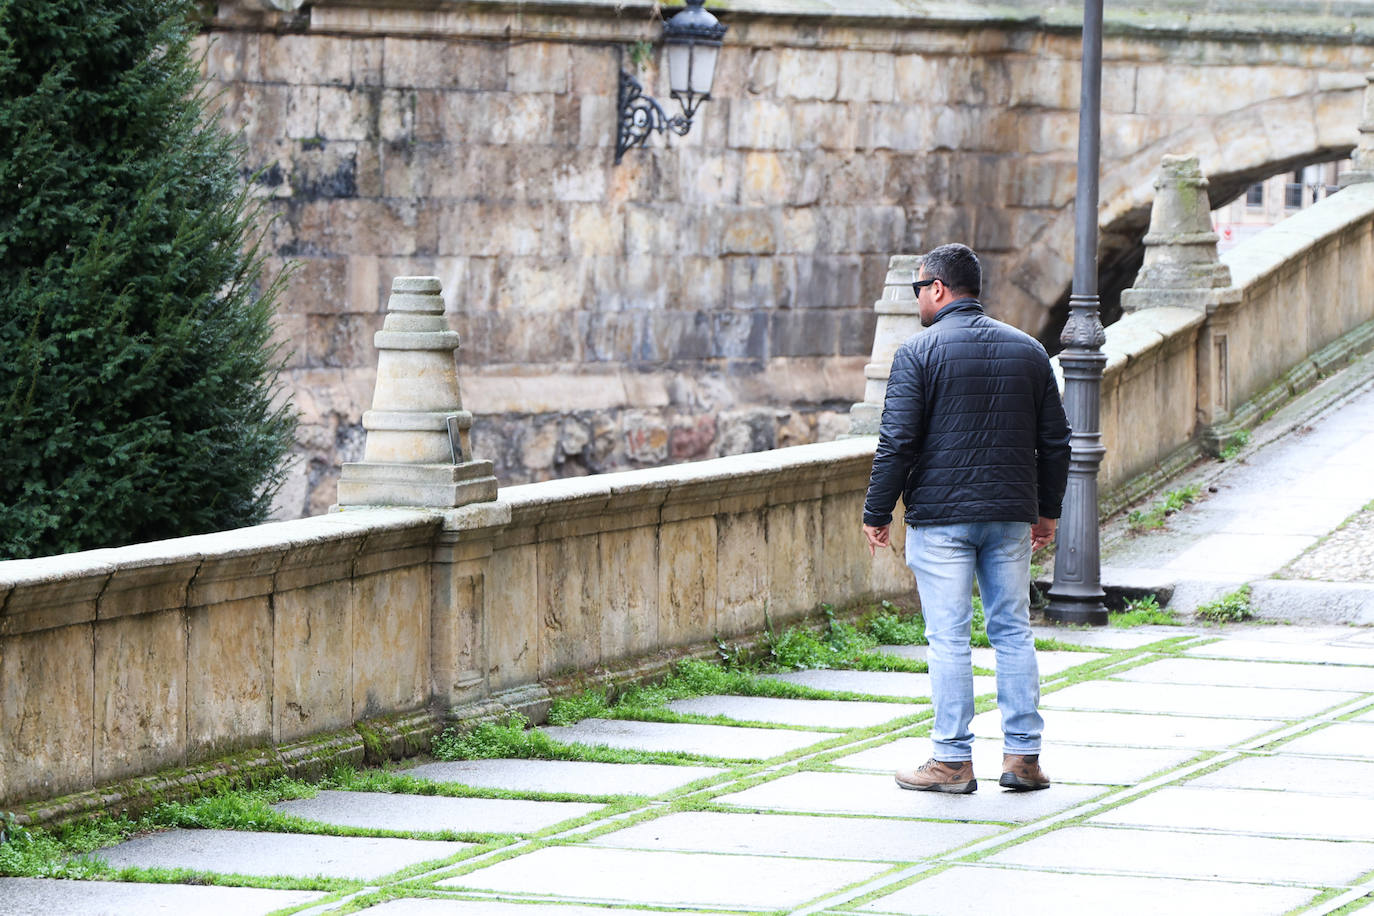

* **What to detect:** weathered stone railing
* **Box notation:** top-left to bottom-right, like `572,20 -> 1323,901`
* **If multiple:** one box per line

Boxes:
1094,157 -> 1374,509
0,440 -> 910,820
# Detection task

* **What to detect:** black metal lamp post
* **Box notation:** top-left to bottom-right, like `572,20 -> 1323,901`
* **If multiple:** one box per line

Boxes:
615,0 -> 727,164
1045,0 -> 1109,626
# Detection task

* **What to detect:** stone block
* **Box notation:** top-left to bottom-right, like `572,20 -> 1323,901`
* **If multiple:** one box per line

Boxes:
776,48 -> 837,101
658,518 -> 717,646
837,52 -> 895,103
484,541 -> 539,690
720,209 -> 779,254
0,625 -> 93,803
439,202 -> 565,258
485,93 -> 554,146
642,311 -> 715,361
315,88 -> 372,142
715,512 -> 768,637
507,42 -> 570,94
94,609 -> 187,783
352,566 -> 429,719
351,37 -> 384,88
598,527 -> 659,664
284,85 -> 319,140
552,149 -> 609,202
764,500 -> 820,621
273,581 -> 353,742
186,597 -> 272,760
680,256 -> 728,309
727,98 -> 794,150
770,310 -> 839,358
537,534 -> 601,678
740,151 -> 790,204
255,34 -> 353,86
282,256 -> 350,313
382,37 -> 464,90
713,311 -> 769,359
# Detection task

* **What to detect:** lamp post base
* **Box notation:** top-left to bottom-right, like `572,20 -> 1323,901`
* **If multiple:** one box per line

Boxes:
1043,591 -> 1108,626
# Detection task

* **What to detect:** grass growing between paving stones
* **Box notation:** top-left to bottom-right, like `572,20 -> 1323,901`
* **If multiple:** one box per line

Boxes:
1109,594 -> 1182,627
1127,483 -> 1203,533
1196,584 -> 1255,623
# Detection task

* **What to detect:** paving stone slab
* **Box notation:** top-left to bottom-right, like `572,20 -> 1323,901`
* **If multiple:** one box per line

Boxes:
986,825 -> 1374,885
1090,785 -> 1374,840
873,646 -> 1099,677
1029,625 -> 1190,650
1186,638 -> 1374,666
713,770 -> 1106,822
587,810 -> 1000,861
664,694 -> 912,728
832,737 -> 1196,786
856,865 -> 1316,916
0,878 -> 325,916
1116,657 -> 1374,692
272,791 -> 601,835
1356,706 -> 1374,722
440,845 -> 889,909
760,669 -> 992,699
1162,533 -> 1318,578
1188,753 -> 1374,795
971,708 -> 1283,749
364,900 -> 708,915
396,759 -> 723,796
1042,679 -> 1359,720
94,828 -> 466,879
537,718 -> 833,759
1272,721 -> 1374,759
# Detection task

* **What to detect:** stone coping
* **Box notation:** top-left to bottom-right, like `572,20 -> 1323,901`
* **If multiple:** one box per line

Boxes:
0,509 -> 439,636
242,0 -> 1374,45
1098,306 -> 1206,378
498,438 -> 876,528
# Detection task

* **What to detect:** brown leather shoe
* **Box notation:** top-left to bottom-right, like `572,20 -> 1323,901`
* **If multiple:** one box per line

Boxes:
895,758 -> 977,794
999,753 -> 1050,791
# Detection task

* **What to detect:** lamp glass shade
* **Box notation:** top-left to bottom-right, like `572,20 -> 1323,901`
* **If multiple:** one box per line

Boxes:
689,44 -> 718,94
666,39 -> 693,95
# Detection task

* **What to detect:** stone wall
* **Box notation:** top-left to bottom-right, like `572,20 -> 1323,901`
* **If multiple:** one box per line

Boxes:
0,438 -> 909,817
199,0 -> 1368,515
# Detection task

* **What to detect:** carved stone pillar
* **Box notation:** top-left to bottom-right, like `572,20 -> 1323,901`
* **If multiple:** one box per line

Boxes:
1119,156 -> 1241,451
336,276 -> 499,509
848,255 -> 923,435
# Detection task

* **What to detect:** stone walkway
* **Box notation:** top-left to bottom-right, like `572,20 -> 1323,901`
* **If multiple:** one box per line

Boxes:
3,622 -> 1372,915
3,358 -> 1373,915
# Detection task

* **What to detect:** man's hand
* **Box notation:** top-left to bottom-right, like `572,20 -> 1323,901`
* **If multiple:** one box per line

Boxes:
863,524 -> 890,557
1031,517 -> 1057,551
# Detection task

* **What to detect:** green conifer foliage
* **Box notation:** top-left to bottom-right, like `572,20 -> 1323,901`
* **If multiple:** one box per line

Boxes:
0,0 -> 297,558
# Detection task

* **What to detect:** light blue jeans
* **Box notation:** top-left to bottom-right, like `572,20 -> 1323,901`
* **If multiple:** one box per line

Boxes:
906,521 -> 1042,761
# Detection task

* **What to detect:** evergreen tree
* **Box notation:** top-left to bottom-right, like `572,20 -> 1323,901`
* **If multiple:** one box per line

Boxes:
0,0 -> 296,559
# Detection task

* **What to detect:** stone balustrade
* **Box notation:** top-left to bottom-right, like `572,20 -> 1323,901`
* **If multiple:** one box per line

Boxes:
0,438 -> 909,821
1090,163 -> 1374,510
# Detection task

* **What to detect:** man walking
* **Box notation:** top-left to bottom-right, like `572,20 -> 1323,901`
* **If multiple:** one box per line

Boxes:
862,243 -> 1071,794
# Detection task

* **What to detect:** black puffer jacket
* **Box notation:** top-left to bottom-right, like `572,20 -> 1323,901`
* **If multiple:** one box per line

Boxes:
863,298 -> 1072,527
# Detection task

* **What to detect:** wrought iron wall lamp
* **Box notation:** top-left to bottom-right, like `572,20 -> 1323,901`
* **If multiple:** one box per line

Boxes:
615,0 -> 727,164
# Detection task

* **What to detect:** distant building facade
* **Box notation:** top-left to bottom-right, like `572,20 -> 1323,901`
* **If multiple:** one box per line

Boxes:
1214,161 -> 1350,253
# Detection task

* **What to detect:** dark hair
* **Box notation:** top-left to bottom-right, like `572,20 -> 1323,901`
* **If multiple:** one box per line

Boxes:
922,243 -> 981,297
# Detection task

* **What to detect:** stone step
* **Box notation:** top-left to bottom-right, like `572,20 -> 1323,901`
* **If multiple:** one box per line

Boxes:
663,694 -> 912,729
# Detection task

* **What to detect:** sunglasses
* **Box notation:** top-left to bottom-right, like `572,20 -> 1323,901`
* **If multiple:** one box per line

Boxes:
912,277 -> 939,296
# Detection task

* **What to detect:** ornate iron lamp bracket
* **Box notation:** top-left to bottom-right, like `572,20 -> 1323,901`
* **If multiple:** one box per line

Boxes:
616,69 -> 692,164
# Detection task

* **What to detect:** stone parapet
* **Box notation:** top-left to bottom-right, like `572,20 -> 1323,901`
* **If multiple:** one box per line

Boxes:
1,439 -> 907,817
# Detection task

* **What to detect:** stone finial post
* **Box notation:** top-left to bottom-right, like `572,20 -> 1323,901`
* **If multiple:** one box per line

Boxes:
1340,69 -> 1374,187
1120,155 -> 1232,311
336,276 -> 498,509
848,255 -> 923,435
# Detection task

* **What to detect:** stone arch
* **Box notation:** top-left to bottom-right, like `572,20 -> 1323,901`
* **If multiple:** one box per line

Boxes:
1008,79 -> 1363,348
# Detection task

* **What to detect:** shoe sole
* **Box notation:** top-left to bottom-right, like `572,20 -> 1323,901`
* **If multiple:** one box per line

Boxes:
895,777 -> 977,794
999,773 -> 1050,791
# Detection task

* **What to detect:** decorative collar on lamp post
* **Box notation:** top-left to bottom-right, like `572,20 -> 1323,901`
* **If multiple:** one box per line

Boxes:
615,0 -> 727,164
